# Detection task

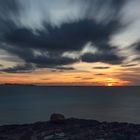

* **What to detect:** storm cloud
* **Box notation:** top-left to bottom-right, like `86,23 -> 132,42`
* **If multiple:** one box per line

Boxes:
134,41 -> 140,51
81,52 -> 124,65
0,0 -> 129,72
93,66 -> 110,69
1,64 -> 35,73
4,19 -> 122,51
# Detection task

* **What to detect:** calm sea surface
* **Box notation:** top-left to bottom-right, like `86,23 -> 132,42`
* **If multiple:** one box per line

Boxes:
0,86 -> 140,125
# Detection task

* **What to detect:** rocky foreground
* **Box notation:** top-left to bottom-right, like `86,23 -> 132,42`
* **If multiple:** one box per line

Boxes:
0,114 -> 140,140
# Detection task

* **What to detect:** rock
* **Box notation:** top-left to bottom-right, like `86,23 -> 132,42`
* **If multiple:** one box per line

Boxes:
50,113 -> 65,124
44,134 -> 54,140
55,132 -> 65,137
1,117 -> 140,140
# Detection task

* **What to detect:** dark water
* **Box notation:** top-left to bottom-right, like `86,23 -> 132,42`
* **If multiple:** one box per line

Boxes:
0,85 -> 140,125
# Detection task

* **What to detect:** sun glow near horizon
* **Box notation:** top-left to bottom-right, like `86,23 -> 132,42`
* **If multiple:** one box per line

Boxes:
0,68 -> 130,86
107,83 -> 113,86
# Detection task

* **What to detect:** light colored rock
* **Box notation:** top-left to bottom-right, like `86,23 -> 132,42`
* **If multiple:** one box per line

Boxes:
44,135 -> 54,140
55,132 -> 65,137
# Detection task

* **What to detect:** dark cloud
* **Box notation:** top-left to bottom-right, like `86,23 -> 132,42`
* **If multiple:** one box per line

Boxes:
81,77 -> 94,80
121,64 -> 138,67
0,0 -> 20,39
81,52 -> 123,65
0,0 -> 128,72
129,41 -> 140,63
133,58 -> 140,62
75,76 -> 81,79
4,19 -> 122,52
1,64 -> 35,73
130,41 -> 140,55
134,41 -> 140,51
47,66 -> 75,72
41,78 -> 50,81
2,18 -> 125,68
119,73 -> 140,85
54,66 -> 75,71
95,73 -> 106,76
32,55 -> 78,68
93,66 -> 110,69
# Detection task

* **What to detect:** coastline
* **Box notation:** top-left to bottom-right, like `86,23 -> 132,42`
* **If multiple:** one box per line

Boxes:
0,117 -> 140,140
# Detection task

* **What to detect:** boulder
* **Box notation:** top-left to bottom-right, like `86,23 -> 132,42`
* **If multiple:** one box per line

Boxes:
50,113 -> 65,124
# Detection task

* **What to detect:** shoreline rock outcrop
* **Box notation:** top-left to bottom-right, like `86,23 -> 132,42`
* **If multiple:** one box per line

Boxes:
0,114 -> 140,140
50,113 -> 65,124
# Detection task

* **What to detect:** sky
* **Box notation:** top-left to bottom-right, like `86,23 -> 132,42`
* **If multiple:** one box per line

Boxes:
0,0 -> 140,86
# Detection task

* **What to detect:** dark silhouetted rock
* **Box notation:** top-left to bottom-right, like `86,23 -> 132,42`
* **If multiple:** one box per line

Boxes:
50,113 -> 65,124
1,116 -> 140,140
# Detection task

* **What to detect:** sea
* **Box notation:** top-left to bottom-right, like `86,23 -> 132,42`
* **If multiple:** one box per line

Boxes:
0,85 -> 140,125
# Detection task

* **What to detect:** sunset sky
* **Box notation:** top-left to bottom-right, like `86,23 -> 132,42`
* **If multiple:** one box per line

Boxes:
0,0 -> 140,86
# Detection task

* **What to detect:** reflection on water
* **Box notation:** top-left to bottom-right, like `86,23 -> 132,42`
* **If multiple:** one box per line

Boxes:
0,86 -> 140,125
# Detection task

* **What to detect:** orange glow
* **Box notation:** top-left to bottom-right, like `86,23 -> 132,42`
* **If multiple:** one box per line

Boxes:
0,62 -> 133,86
108,83 -> 113,86
0,68 -> 130,86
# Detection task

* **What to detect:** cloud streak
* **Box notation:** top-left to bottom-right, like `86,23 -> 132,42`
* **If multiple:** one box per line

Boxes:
0,0 -> 134,74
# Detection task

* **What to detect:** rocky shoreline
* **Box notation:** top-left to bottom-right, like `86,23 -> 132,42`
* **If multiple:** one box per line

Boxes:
0,115 -> 140,140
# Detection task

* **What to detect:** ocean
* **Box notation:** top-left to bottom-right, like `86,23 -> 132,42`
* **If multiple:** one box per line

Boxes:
0,85 -> 140,125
